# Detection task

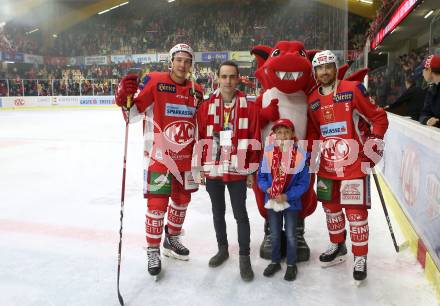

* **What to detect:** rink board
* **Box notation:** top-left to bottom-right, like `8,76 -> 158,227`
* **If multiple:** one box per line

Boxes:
0,96 -> 116,110
379,112 -> 440,302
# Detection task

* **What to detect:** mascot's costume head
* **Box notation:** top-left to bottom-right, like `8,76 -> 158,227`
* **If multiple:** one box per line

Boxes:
253,41 -> 316,95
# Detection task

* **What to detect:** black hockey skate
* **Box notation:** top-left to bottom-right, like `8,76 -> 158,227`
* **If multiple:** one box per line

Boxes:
319,241 -> 347,268
296,218 -> 310,262
147,247 -> 161,280
353,255 -> 367,286
259,221 -> 272,260
163,226 -> 189,261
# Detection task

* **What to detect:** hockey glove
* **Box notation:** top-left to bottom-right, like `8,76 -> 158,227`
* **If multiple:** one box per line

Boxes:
361,134 -> 384,168
115,73 -> 139,110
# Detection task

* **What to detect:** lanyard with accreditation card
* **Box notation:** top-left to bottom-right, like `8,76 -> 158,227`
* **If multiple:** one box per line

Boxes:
220,99 -> 235,147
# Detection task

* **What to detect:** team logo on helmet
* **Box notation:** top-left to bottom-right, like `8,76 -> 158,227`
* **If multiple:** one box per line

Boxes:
312,50 -> 337,68
169,43 -> 194,60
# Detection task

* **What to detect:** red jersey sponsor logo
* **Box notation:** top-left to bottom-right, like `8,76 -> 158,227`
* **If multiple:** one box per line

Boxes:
321,137 -> 350,162
157,83 -> 176,93
164,120 -> 195,146
310,99 -> 321,112
333,91 -> 353,103
340,179 -> 364,204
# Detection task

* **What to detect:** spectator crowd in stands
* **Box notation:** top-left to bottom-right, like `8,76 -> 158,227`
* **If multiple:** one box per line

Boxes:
1,0 -> 367,57
368,48 -> 429,107
0,61 -> 228,97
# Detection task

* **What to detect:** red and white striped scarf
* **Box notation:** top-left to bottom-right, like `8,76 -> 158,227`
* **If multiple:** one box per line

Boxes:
270,143 -> 297,199
203,89 -> 250,174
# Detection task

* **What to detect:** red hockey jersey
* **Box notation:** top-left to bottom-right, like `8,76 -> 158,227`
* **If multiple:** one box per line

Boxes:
306,80 -> 388,179
132,72 -> 202,173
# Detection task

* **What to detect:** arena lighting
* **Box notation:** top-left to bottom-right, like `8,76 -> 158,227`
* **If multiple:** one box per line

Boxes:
371,0 -> 420,49
167,0 -> 176,3
359,0 -> 373,4
424,10 -> 434,19
98,1 -> 129,15
0,21 -> 6,27
26,28 -> 39,35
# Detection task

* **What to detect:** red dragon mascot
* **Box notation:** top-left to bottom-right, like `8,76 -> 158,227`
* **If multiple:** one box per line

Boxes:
251,40 -> 318,261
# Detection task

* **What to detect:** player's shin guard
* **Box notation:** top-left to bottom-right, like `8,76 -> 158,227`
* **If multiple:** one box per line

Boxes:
145,210 -> 165,246
166,201 -> 188,234
324,206 -> 346,243
347,210 -> 369,256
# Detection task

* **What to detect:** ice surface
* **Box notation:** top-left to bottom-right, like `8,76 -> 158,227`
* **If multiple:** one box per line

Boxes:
0,109 -> 437,306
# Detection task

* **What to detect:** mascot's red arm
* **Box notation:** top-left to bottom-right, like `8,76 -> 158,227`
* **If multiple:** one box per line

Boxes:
251,45 -> 280,128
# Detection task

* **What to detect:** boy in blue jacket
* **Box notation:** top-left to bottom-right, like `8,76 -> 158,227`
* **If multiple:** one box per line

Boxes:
257,119 -> 310,281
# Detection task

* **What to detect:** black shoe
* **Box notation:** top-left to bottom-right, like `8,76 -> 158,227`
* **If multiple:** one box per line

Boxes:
208,245 -> 229,267
239,255 -> 254,281
163,226 -> 190,261
296,218 -> 310,262
319,241 -> 347,267
263,263 -> 281,277
147,247 -> 161,276
259,221 -> 272,260
353,255 -> 367,281
284,265 -> 297,281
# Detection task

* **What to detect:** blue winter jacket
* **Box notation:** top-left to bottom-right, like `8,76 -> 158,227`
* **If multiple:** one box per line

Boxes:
257,144 -> 310,212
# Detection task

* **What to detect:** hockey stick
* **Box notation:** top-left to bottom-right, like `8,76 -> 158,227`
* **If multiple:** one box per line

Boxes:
117,93 -> 135,306
357,125 -> 404,253
117,107 -> 130,306
371,168 -> 400,253
117,69 -> 142,305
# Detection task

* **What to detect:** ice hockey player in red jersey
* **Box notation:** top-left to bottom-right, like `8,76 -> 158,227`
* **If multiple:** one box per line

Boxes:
306,50 -> 388,284
115,43 -> 203,278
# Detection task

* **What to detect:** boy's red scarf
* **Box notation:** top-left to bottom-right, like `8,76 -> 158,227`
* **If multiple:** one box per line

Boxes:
269,143 -> 297,199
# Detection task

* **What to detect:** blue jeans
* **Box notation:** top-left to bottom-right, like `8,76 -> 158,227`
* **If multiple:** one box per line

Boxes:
267,209 -> 298,265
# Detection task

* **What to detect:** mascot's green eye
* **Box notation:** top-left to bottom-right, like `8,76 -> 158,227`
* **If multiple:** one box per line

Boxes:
271,49 -> 281,57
